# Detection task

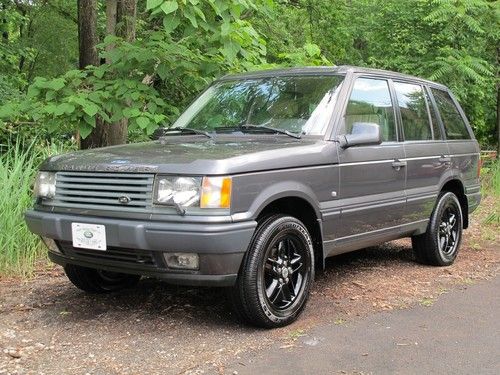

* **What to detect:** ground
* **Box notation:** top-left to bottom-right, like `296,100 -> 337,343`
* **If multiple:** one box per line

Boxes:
0,196 -> 498,375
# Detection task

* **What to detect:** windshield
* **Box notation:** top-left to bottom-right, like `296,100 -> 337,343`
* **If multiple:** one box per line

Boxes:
171,75 -> 345,136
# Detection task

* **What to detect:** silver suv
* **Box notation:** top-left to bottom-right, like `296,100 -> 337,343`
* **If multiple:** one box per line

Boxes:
26,66 -> 481,328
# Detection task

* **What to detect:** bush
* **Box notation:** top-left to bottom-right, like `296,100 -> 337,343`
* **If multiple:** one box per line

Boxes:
0,141 -> 60,276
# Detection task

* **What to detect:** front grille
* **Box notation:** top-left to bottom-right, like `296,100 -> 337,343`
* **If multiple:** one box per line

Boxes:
57,241 -> 159,268
52,172 -> 154,212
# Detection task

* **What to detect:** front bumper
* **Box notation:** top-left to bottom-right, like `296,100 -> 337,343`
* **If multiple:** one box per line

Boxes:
25,210 -> 257,286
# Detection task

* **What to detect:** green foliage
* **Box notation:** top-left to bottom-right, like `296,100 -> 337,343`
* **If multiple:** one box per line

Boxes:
0,0 -> 270,140
0,0 -> 498,146
0,141 -> 56,276
255,0 -> 498,148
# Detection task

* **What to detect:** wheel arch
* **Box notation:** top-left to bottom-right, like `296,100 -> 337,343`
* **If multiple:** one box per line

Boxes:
440,179 -> 469,229
256,196 -> 324,270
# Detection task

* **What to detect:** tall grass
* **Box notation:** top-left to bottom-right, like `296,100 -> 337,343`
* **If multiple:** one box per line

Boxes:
481,159 -> 500,197
480,159 -> 499,225
0,142 -> 50,277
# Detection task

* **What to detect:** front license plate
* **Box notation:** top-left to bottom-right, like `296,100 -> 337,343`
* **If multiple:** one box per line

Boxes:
71,223 -> 107,251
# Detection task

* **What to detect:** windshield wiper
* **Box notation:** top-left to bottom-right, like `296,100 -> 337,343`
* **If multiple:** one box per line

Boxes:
241,124 -> 302,139
162,127 -> 213,139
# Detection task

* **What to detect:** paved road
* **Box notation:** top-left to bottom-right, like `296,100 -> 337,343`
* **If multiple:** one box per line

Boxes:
226,276 -> 500,375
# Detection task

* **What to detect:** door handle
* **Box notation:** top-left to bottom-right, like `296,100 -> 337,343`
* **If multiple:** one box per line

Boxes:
392,160 -> 407,170
439,155 -> 452,163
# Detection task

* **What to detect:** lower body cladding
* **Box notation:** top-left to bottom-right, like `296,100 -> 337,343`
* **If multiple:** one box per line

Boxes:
25,210 -> 257,287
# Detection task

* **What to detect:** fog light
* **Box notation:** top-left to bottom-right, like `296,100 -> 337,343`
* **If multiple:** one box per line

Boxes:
41,237 -> 60,253
164,253 -> 199,270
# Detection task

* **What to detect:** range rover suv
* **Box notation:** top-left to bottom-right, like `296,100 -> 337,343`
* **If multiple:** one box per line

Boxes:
26,66 -> 481,328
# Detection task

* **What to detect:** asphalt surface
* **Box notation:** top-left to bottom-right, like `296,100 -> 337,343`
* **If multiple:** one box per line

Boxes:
226,275 -> 500,375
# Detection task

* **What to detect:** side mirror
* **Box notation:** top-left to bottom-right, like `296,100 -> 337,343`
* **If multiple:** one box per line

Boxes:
338,122 -> 382,149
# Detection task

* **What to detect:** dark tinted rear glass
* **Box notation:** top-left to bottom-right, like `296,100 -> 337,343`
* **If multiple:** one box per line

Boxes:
424,88 -> 442,140
431,89 -> 471,140
394,82 -> 432,141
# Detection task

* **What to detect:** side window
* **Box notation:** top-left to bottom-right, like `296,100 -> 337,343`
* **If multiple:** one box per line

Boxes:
345,78 -> 396,142
431,89 -> 471,140
394,82 -> 432,141
424,88 -> 442,140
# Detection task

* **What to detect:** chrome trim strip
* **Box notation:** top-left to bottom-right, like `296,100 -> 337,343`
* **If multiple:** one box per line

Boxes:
407,194 -> 437,203
402,155 -> 442,161
326,219 -> 429,244
449,152 -> 480,157
339,159 -> 394,166
341,199 -> 405,214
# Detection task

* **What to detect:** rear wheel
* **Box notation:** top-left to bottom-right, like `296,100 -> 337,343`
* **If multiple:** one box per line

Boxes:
412,192 -> 463,266
64,264 -> 140,293
230,215 -> 314,328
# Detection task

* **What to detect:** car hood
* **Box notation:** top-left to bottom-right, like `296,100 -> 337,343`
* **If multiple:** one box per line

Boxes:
41,135 -> 336,175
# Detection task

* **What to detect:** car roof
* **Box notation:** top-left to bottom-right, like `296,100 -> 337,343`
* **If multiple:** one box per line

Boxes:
219,65 -> 447,90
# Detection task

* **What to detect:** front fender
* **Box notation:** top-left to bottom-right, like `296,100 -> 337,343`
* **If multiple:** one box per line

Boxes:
231,180 -> 321,222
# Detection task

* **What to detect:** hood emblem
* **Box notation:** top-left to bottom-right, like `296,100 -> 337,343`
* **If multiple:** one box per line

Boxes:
118,195 -> 131,204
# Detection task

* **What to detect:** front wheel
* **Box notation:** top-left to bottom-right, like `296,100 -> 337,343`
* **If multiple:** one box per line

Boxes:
412,191 -> 463,266
64,264 -> 141,293
230,215 -> 315,328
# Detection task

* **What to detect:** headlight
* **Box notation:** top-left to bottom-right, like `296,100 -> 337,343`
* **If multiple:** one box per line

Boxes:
34,172 -> 56,199
154,176 -> 232,209
155,176 -> 201,206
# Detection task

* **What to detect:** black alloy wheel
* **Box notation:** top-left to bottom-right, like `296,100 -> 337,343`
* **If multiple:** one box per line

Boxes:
412,191 -> 463,266
230,214 -> 314,328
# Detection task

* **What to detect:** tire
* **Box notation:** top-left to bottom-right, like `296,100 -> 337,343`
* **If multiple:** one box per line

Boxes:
64,264 -> 141,293
412,191 -> 463,266
230,214 -> 315,328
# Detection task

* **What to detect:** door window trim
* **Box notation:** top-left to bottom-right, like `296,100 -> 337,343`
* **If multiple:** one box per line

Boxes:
333,74 -> 401,144
427,87 -> 474,141
391,80 -> 436,142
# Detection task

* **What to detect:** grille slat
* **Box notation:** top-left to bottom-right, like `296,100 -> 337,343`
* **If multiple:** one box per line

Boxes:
57,189 -> 151,199
52,172 -> 154,211
55,183 -> 151,192
55,196 -> 149,206
57,176 -> 152,185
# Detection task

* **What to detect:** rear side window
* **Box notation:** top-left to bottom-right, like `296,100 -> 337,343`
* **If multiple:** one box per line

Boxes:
431,89 -> 471,140
345,78 -> 397,142
393,82 -> 432,141
424,88 -> 442,140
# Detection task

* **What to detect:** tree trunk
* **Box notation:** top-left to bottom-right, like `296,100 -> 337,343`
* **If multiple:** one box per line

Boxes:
497,46 -> 500,159
105,0 -> 117,63
106,0 -> 137,146
496,84 -> 499,159
117,0 -> 137,42
78,0 -> 103,149
1,2 -> 9,42
77,0 -> 99,69
79,0 -> 137,149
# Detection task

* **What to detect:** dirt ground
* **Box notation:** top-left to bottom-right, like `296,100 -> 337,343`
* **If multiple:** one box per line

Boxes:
1,196 -> 498,375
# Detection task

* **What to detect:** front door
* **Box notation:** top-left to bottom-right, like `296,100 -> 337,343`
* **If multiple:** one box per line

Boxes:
336,77 -> 406,244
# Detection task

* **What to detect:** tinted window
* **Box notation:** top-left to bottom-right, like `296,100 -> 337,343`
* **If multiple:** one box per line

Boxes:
345,78 -> 396,142
424,88 -> 442,140
394,82 -> 432,141
431,89 -> 471,140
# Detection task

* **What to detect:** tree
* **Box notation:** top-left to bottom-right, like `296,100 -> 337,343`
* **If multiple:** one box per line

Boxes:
107,0 -> 137,147
77,0 -> 98,69
80,0 -> 137,149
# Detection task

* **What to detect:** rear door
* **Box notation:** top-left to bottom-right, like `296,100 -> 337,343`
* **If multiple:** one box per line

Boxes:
335,76 -> 406,242
393,81 -> 450,224
430,88 -> 481,208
